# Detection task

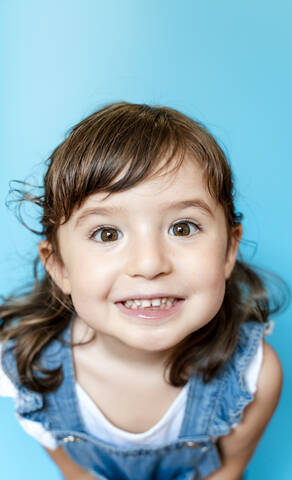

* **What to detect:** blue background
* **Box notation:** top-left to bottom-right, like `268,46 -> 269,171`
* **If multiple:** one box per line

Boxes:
0,1 -> 291,478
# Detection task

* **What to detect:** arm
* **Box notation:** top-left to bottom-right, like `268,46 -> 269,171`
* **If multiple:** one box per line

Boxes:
205,341 -> 283,480
44,446 -> 98,480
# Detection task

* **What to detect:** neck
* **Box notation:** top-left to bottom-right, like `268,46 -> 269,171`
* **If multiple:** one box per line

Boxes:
72,316 -> 172,377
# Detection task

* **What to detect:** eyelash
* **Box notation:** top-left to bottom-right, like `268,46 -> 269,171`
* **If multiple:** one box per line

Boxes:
88,220 -> 202,243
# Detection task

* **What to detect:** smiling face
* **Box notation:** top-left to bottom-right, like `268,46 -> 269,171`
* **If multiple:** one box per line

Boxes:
40,157 -> 241,356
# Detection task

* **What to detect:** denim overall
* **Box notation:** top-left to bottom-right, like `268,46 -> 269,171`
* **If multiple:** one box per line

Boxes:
2,320 -> 264,480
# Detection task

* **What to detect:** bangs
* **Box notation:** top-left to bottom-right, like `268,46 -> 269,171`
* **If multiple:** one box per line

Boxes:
46,103 -> 187,225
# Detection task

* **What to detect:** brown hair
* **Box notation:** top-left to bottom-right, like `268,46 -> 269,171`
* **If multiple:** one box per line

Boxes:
0,102 -> 286,393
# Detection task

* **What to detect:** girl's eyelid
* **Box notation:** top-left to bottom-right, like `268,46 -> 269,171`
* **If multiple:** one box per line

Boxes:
172,218 -> 202,227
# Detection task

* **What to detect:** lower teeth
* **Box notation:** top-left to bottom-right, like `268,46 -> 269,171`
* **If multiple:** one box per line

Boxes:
124,300 -> 177,310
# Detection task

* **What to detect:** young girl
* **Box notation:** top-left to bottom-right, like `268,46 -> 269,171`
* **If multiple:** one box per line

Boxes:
0,102 -> 283,480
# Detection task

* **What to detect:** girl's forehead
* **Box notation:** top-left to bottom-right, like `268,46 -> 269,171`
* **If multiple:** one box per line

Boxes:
129,159 -> 207,196
72,159 -> 217,219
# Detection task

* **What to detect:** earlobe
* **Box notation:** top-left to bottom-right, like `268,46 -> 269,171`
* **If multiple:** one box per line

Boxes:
224,225 -> 242,279
38,240 -> 71,295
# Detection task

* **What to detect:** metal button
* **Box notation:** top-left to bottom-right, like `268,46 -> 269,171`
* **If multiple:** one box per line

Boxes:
62,435 -> 82,443
184,441 -> 201,448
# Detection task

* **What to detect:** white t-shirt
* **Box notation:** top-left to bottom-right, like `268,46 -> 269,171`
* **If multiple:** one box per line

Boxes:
0,341 -> 263,451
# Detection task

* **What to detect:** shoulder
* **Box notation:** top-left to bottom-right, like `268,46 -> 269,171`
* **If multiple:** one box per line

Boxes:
256,341 -> 282,410
217,341 -> 282,470
240,341 -> 282,440
231,340 -> 282,439
233,322 -> 281,400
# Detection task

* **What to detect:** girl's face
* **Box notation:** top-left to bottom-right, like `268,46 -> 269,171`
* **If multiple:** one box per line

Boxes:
40,157 -> 241,354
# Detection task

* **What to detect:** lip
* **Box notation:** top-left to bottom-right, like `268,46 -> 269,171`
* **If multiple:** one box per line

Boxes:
115,293 -> 185,302
115,298 -> 185,323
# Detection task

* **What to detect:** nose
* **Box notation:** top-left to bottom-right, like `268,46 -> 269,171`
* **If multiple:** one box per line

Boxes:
126,234 -> 172,280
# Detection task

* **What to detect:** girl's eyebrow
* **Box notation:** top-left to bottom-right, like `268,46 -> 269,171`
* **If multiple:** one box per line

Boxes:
169,199 -> 214,217
74,198 -> 214,228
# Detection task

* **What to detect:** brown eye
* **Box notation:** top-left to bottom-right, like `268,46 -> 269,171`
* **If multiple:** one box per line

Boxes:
101,228 -> 118,242
170,221 -> 200,237
92,227 -> 121,242
173,223 -> 190,236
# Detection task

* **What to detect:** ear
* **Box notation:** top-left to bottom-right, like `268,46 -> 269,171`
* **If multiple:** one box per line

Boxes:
224,224 -> 242,279
38,240 -> 72,295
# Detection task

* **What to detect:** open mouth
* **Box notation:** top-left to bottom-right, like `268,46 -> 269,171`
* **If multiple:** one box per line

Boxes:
115,297 -> 185,321
122,297 -> 179,310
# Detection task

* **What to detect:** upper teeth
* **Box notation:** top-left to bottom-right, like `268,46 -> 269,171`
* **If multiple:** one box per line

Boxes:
123,297 -> 176,309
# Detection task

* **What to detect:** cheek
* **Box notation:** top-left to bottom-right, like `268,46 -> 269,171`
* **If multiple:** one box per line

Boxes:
183,244 -> 227,286
182,247 -> 227,316
67,255 -> 117,301
194,268 -> 226,303
191,264 -> 227,323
